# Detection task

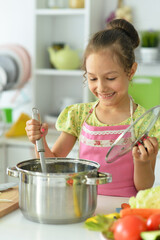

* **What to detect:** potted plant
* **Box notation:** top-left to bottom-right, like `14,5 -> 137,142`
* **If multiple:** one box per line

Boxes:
140,30 -> 160,63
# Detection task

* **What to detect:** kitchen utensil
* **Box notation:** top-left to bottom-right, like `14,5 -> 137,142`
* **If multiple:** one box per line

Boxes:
0,55 -> 19,90
106,105 -> 160,163
0,49 -> 23,90
1,107 -> 13,123
7,158 -> 112,224
32,108 -> 47,173
0,186 -> 19,218
0,66 -> 7,91
0,44 -> 31,90
6,44 -> 31,86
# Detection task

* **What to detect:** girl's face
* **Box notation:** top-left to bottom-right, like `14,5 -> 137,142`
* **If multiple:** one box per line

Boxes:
86,49 -> 137,108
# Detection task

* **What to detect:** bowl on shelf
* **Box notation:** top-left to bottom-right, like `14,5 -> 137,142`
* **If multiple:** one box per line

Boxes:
48,44 -> 81,70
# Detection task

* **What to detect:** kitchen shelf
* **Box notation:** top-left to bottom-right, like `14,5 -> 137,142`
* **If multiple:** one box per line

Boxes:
35,9 -> 86,16
35,69 -> 83,76
136,62 -> 160,76
33,0 -> 106,118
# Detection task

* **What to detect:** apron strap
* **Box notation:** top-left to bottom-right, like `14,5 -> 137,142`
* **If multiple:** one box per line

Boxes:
85,97 -> 134,124
83,97 -> 135,140
83,101 -> 99,122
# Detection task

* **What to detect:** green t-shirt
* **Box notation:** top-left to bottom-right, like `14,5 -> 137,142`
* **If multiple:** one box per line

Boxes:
56,101 -> 160,148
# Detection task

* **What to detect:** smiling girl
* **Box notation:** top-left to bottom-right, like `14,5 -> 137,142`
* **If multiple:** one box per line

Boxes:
26,19 -> 160,197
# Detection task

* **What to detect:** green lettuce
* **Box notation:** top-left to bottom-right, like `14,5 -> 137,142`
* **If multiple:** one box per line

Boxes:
129,186 -> 160,208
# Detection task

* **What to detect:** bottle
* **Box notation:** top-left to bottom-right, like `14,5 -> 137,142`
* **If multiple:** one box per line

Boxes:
47,0 -> 58,8
57,0 -> 68,8
69,0 -> 84,8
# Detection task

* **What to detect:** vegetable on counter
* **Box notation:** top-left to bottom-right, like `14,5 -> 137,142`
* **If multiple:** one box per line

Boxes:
120,208 -> 160,219
85,213 -> 120,239
129,186 -> 160,209
121,203 -> 130,209
113,215 -> 147,240
85,186 -> 160,239
141,230 -> 160,240
146,213 -> 160,231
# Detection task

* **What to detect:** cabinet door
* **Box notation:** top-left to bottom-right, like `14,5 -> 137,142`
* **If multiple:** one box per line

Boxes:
6,145 -> 34,182
0,144 -> 6,183
129,76 -> 160,109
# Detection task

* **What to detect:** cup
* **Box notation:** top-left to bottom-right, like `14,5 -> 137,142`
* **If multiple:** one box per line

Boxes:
1,108 -> 13,123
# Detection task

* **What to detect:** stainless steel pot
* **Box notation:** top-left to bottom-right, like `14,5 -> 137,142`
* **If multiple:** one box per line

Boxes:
7,158 -> 112,224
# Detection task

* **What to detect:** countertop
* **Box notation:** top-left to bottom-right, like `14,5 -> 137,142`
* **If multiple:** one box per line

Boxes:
0,195 -> 129,240
0,130 -> 60,147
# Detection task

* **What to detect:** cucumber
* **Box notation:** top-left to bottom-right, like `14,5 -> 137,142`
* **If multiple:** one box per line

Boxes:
141,230 -> 160,240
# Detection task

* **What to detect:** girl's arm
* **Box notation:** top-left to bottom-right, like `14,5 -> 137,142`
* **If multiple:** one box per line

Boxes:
43,131 -> 77,158
133,137 -> 159,191
25,119 -> 77,158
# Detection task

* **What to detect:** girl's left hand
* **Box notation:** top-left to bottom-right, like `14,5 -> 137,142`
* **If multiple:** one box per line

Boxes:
132,136 -> 159,163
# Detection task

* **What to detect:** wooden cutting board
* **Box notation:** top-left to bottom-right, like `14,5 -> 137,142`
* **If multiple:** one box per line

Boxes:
0,186 -> 19,217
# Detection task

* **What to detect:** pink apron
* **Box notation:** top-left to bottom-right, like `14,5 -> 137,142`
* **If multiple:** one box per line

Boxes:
79,100 -> 137,197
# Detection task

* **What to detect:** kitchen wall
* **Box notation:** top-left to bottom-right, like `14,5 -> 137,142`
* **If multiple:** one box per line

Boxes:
0,0 -> 34,58
0,0 -> 160,118
1,0 -> 160,58
103,0 -> 160,30
0,0 -> 34,120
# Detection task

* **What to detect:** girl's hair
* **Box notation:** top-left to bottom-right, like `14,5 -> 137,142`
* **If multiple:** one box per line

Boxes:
82,19 -> 140,76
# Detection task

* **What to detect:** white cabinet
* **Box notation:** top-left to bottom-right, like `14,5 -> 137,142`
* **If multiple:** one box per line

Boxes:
0,144 -> 6,183
33,0 -> 106,119
5,145 -> 34,183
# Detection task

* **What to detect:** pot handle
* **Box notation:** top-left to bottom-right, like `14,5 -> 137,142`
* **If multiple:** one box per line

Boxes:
84,172 -> 112,185
7,166 -> 19,178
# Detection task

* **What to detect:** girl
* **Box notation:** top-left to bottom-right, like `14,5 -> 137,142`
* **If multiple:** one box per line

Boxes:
26,19 -> 160,197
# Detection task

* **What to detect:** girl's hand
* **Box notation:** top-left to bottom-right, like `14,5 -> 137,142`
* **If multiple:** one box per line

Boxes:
132,136 -> 159,164
25,119 -> 48,144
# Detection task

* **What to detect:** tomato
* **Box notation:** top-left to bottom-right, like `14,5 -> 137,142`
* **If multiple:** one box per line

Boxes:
146,213 -> 160,230
113,215 -> 147,240
121,203 -> 131,209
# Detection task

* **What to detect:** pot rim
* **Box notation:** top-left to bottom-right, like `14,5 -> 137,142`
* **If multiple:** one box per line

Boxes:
15,157 -> 100,177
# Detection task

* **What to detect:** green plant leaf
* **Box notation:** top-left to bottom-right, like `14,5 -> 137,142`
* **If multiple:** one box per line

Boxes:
140,31 -> 160,47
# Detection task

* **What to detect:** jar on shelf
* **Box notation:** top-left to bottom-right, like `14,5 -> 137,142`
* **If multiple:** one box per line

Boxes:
69,0 -> 84,8
47,0 -> 68,8
47,0 -> 57,8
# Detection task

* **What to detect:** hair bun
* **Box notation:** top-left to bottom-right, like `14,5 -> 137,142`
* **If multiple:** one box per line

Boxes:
108,19 -> 140,49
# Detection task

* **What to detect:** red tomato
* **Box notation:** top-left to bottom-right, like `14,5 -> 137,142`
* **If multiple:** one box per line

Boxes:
113,215 -> 147,240
147,213 -> 160,230
121,203 -> 131,209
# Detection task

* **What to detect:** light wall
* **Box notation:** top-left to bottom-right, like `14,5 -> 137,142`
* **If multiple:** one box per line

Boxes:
0,0 -> 34,57
0,0 -> 160,58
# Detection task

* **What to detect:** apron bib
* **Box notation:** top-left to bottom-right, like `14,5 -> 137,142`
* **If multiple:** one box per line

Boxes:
79,100 -> 137,197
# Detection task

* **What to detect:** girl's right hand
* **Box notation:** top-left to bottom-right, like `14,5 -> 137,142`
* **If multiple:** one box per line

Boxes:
25,119 -> 48,144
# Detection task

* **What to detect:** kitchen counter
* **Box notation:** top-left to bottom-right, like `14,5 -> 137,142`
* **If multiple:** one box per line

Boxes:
0,131 -> 60,147
0,195 -> 129,240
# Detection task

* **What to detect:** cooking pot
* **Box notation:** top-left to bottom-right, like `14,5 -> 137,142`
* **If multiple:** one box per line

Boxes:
7,158 -> 112,224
